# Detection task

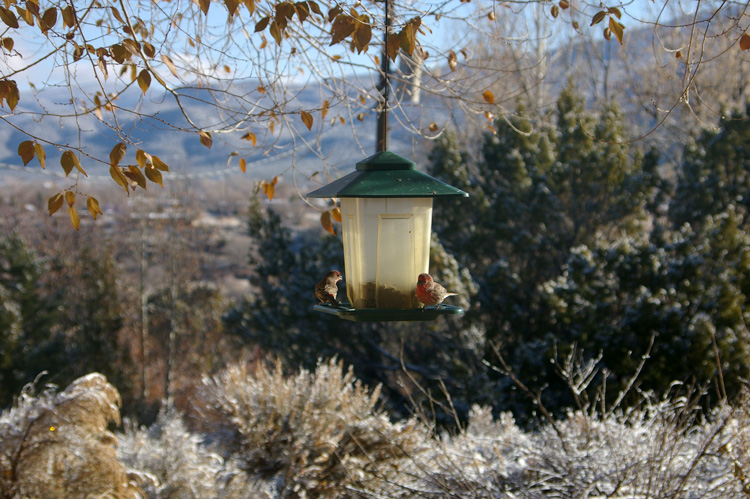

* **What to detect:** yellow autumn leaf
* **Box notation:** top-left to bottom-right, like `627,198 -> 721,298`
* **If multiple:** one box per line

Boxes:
262,180 -> 275,201
301,110 -> 313,131
331,206 -> 341,223
127,164 -> 147,189
34,142 -> 45,169
591,10 -> 606,26
239,157 -> 246,173
69,205 -> 80,230
17,140 -> 34,165
144,165 -> 164,188
48,192 -> 63,215
321,210 -> 335,235
61,150 -> 84,176
609,17 -> 624,45
483,90 -> 495,104
199,131 -> 212,148
241,131 -> 257,145
109,142 -> 126,167
136,148 -> 149,168
87,196 -> 103,219
448,50 -> 457,71
152,155 -> 169,172
161,54 -> 179,77
110,165 -> 130,194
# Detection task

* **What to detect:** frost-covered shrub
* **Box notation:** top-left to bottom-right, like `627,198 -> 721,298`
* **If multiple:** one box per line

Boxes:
725,392 -> 750,495
198,358 -> 428,498
7,364 -> 750,498
0,373 -> 139,498
417,394 -> 750,498
526,399 -> 737,497
413,406 -> 533,496
118,409 -> 273,498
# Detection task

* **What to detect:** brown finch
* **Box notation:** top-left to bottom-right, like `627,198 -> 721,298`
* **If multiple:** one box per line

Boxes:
416,273 -> 457,307
315,270 -> 342,306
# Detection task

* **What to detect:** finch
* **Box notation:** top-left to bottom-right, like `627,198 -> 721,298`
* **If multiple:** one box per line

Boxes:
315,270 -> 342,306
416,273 -> 457,307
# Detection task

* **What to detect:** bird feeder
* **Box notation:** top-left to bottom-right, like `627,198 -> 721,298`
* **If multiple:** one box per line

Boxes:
307,151 -> 468,322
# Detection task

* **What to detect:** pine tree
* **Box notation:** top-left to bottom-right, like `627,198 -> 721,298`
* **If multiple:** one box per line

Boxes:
0,236 -> 65,407
671,103 -> 750,229
539,209 -> 750,405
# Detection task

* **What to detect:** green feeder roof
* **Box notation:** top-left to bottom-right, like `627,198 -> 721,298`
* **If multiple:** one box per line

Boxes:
307,151 -> 469,198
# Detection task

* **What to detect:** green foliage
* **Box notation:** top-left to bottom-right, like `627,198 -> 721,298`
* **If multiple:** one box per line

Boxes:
539,210 -> 750,406
425,85 -> 746,419
0,235 -> 65,405
430,84 -> 664,334
671,103 -> 750,229
50,245 -> 130,392
0,235 -> 130,409
428,130 -> 477,256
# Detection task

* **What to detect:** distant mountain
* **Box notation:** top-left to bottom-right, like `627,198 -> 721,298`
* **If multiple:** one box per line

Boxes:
0,77 -> 447,188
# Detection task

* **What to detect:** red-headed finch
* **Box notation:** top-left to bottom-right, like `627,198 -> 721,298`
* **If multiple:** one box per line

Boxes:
315,270 -> 342,306
416,273 -> 457,307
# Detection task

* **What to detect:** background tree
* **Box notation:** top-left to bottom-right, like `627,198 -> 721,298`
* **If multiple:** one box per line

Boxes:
0,235 -> 65,404
538,210 -> 750,410
428,86 -> 673,419
47,244 -> 134,403
670,103 -> 750,230
0,234 -> 133,407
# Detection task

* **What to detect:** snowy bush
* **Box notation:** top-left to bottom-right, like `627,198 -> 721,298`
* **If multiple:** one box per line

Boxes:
0,373 -> 139,498
5,362 -> 750,498
117,409 -> 273,498
409,392 -> 750,498
198,357 -> 429,498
